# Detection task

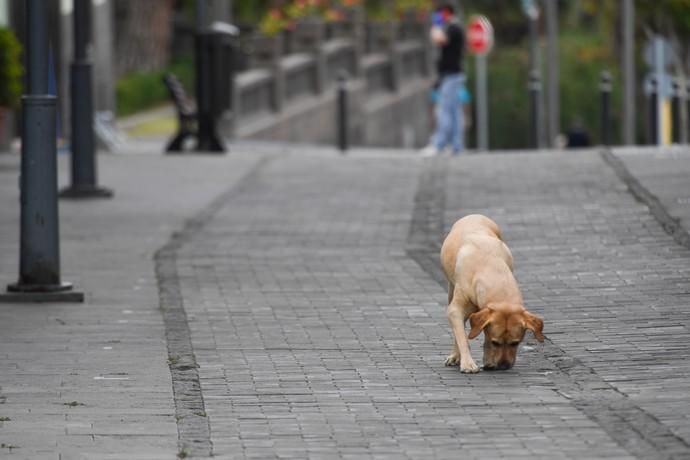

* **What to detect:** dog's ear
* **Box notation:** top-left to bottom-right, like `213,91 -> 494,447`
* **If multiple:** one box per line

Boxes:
468,309 -> 493,339
522,311 -> 544,342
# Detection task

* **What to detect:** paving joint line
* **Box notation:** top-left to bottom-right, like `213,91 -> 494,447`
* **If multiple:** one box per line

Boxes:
407,153 -> 690,460
601,148 -> 690,250
154,154 -> 275,458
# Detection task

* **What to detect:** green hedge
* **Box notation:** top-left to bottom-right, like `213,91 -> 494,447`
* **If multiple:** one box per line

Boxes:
115,58 -> 194,116
0,27 -> 23,108
465,28 -> 622,149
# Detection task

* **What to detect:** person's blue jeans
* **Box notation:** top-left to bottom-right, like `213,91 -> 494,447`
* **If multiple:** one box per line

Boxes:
432,73 -> 464,154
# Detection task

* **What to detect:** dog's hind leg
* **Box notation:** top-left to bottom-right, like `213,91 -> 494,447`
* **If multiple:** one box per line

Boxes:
444,282 -> 462,366
447,301 -> 480,373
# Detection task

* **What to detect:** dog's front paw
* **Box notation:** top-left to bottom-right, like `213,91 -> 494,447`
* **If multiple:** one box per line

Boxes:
444,353 -> 460,367
460,360 -> 481,374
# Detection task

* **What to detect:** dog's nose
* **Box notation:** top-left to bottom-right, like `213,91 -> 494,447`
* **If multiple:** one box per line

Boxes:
497,361 -> 512,370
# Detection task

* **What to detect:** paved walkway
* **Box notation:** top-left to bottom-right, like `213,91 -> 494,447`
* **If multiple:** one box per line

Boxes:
0,150 -> 264,459
1,145 -> 690,459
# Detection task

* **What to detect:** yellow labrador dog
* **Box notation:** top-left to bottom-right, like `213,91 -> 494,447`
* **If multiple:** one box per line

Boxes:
440,214 -> 544,373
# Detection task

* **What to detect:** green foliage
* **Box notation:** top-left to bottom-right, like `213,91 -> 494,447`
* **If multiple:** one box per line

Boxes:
116,58 -> 194,116
0,27 -> 23,108
559,28 -> 621,145
234,0 -> 274,24
636,0 -> 690,35
259,1 -> 366,35
466,46 -> 529,150
235,0 -> 429,26
637,0 -> 690,69
259,8 -> 292,36
466,27 -> 622,149
366,0 -> 432,21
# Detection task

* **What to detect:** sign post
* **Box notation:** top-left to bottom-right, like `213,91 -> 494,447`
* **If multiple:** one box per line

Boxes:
467,15 -> 493,151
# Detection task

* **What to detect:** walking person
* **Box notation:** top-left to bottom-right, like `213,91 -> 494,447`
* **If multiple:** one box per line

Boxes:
422,3 -> 465,156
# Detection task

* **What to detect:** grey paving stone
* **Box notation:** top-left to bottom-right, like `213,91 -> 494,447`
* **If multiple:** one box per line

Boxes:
0,151 -> 265,459
171,150 -> 678,459
3,145 -> 690,459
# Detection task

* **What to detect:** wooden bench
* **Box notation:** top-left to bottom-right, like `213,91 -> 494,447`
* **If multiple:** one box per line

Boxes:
163,73 -> 197,152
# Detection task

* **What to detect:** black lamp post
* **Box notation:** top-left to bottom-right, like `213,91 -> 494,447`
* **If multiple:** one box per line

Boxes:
60,0 -> 113,198
1,0 -> 84,302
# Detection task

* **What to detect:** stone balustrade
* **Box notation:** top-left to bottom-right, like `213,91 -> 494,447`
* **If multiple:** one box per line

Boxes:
228,14 -> 435,148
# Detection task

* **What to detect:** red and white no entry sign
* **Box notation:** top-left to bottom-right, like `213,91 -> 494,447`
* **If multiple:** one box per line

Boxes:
467,15 -> 494,56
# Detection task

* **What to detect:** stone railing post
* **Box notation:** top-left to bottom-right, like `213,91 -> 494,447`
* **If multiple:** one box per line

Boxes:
419,18 -> 434,76
349,6 -> 365,78
398,11 -> 434,77
250,34 -> 284,112
386,21 -> 401,91
293,19 -> 326,94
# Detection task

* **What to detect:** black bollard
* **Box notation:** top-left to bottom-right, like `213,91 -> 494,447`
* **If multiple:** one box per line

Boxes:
671,78 -> 681,144
648,76 -> 658,145
337,71 -> 348,152
528,70 -> 541,149
599,71 -> 612,146
60,0 -> 113,198
195,30 -> 225,152
2,0 -> 83,302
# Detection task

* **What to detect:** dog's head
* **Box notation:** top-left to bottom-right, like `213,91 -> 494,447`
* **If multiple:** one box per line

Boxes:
467,304 -> 544,370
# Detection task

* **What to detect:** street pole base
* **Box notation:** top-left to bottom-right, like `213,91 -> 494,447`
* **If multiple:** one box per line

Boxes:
1,282 -> 84,303
59,185 -> 114,199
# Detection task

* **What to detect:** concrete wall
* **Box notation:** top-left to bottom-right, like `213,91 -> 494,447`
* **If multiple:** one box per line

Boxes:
236,77 -> 431,149
360,80 -> 431,148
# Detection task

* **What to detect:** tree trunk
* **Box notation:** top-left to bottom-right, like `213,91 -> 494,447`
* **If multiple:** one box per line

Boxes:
115,0 -> 174,76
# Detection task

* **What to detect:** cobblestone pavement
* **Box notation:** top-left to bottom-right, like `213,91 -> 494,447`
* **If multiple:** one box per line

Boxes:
611,146 -> 690,248
2,146 -> 690,459
442,150 -> 690,460
173,148 -> 690,459
0,152 -> 264,459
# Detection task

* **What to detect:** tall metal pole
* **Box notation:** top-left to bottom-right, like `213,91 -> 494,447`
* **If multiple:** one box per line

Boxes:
622,0 -> 636,145
528,15 -> 543,148
2,0 -> 83,302
476,55 -> 489,151
545,0 -> 559,148
60,0 -> 113,198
